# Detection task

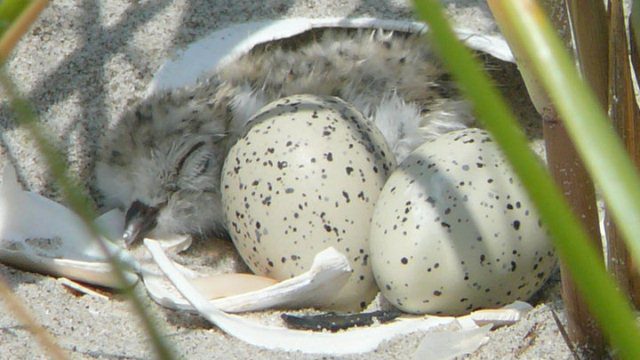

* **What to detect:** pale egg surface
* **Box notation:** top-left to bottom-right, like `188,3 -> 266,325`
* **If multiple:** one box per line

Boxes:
221,94 -> 396,310
370,128 -> 556,315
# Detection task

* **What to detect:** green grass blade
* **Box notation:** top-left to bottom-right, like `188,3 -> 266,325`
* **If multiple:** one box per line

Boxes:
413,1 -> 640,358
0,0 -> 31,35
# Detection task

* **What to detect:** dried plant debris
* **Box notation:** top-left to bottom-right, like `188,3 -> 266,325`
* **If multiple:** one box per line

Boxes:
281,309 -> 402,332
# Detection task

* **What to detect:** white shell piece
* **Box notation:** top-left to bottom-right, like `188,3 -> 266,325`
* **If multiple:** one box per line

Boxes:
0,164 -> 138,288
189,273 -> 278,299
412,323 -> 492,360
143,241 -> 353,313
148,17 -> 513,94
146,239 -> 530,355
462,300 -> 533,327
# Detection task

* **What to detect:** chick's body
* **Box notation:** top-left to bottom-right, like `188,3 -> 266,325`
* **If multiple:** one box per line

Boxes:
95,29 -> 473,244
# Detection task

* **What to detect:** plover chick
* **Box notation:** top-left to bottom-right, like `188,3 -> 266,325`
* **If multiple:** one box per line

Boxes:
95,29 -> 474,246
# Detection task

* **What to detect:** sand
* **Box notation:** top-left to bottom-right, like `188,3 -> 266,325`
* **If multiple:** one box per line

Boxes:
0,1 -> 574,359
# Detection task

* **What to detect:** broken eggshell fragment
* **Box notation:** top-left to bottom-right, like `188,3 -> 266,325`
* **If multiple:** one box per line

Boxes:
143,243 -> 353,313
0,164 -> 138,288
147,238 -> 532,356
149,17 -> 513,94
190,273 -> 278,299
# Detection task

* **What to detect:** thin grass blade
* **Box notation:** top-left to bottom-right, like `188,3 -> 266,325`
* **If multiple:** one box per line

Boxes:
413,1 -> 640,358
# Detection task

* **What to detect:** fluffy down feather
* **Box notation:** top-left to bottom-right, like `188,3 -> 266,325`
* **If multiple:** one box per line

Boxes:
96,29 -> 473,242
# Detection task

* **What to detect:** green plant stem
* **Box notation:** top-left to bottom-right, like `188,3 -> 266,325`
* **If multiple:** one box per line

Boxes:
413,0 -> 640,358
0,0 -> 34,35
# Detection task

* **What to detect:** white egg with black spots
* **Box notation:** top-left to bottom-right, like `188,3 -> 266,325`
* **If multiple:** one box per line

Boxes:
221,94 -> 396,311
370,128 -> 556,315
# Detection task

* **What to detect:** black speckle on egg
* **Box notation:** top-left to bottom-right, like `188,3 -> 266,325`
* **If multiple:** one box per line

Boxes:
401,257 -> 408,265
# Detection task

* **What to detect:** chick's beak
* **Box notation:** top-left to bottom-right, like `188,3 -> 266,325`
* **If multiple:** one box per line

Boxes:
123,200 -> 160,247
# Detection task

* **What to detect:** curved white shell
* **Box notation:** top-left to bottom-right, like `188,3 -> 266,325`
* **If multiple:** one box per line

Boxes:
149,17 -> 513,94
146,239 -> 532,356
143,243 -> 353,313
0,164 -> 138,288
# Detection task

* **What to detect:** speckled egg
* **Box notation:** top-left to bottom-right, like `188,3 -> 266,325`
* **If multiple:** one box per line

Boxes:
370,128 -> 557,315
221,94 -> 396,311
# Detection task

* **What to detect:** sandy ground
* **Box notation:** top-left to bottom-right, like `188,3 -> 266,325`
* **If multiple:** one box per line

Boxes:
0,1 -> 575,359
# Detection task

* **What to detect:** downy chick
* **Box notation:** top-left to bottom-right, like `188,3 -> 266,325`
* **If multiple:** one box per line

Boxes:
95,29 -> 473,246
